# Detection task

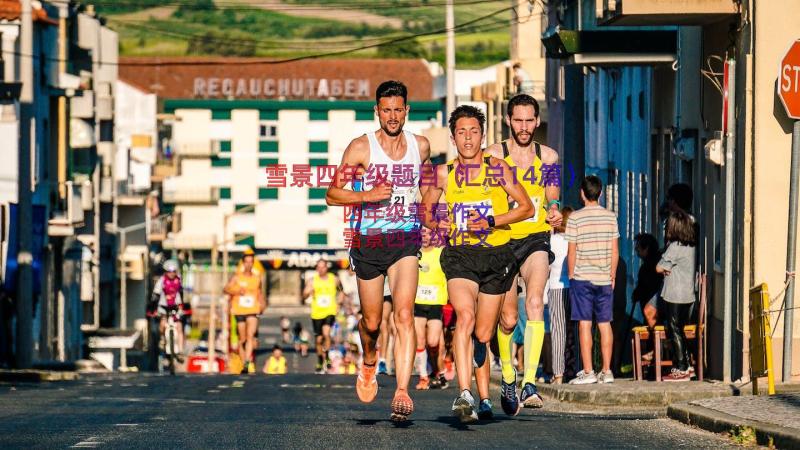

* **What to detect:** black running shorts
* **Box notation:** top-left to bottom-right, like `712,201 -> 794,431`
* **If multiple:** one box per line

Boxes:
509,231 -> 554,266
312,315 -> 336,336
349,231 -> 421,280
414,304 -> 443,321
440,244 -> 517,295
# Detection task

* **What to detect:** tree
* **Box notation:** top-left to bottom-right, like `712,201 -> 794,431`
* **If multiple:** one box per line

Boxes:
376,38 -> 427,59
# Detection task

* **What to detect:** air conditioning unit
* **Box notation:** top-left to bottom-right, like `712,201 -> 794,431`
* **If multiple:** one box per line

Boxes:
121,245 -> 148,281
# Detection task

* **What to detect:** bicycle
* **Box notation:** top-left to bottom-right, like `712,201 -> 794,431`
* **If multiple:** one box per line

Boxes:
162,307 -> 183,375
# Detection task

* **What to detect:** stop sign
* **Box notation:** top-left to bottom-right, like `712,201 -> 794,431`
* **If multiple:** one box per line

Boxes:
779,39 -> 800,119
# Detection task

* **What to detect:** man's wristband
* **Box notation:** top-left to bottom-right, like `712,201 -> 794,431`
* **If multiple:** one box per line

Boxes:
547,199 -> 561,210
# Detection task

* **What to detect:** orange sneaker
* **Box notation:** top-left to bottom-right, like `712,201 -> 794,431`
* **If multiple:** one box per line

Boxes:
390,391 -> 414,422
356,363 -> 378,403
415,377 -> 430,390
444,359 -> 455,381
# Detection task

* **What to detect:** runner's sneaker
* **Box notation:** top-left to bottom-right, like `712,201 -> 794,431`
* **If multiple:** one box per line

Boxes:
247,361 -> 256,374
597,370 -> 615,384
451,389 -> 478,424
315,361 -> 325,374
390,391 -> 414,422
663,368 -> 692,382
568,370 -> 598,385
437,373 -> 449,390
472,336 -> 487,368
356,363 -> 379,403
519,383 -> 544,408
477,398 -> 494,420
500,368 -> 521,416
415,377 -> 430,390
377,360 -> 389,376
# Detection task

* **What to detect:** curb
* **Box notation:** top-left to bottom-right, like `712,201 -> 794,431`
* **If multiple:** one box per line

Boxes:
667,402 -> 800,448
0,369 -> 80,382
535,382 -> 734,407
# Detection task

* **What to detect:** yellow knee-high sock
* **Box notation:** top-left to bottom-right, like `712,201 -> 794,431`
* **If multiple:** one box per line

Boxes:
497,325 -> 515,384
522,320 -> 545,385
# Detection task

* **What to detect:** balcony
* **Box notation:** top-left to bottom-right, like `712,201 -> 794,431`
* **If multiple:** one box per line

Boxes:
163,233 -> 216,250
48,181 -> 91,236
148,215 -> 171,242
162,182 -> 219,204
596,0 -> 737,26
175,140 -> 219,158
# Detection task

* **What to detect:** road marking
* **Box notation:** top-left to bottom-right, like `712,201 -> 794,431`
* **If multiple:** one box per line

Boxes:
217,385 -> 230,389
207,389 -> 220,393
71,437 -> 102,448
114,424 -> 139,427
279,383 -> 351,389
232,381 -> 245,388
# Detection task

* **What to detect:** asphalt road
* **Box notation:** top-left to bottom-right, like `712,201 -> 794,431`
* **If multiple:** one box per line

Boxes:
0,312 -> 743,449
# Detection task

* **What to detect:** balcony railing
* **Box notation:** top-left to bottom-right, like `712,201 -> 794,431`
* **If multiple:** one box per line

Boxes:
596,0 -> 737,26
148,214 -> 171,242
163,233 -> 217,250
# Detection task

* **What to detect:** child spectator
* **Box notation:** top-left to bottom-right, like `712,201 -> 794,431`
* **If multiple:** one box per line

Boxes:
548,206 -> 573,384
657,212 -> 697,382
263,345 -> 287,375
293,322 -> 310,357
566,176 -> 620,385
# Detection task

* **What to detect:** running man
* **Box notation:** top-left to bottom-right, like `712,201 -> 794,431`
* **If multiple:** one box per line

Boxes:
223,249 -> 266,374
326,80 -> 431,421
303,259 -> 343,374
421,105 -> 533,423
482,94 -> 563,414
413,227 -> 448,390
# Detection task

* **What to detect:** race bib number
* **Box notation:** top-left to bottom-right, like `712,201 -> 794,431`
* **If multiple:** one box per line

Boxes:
454,200 -> 494,232
316,295 -> 332,308
417,285 -> 438,302
525,196 -> 542,223
391,186 -> 416,215
238,295 -> 255,308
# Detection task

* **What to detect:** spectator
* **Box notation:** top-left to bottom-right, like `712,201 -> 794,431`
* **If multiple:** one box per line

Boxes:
293,322 -> 310,357
280,316 -> 292,344
512,62 -> 532,93
263,345 -> 287,375
657,212 -> 697,382
633,233 -> 663,330
566,176 -> 620,385
548,206 -> 573,384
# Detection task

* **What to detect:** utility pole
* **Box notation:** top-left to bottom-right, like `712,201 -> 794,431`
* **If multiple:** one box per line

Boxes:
446,0 -> 456,159
16,0 -> 34,369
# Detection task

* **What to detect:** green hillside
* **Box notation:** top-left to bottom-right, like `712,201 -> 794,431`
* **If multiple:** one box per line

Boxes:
97,0 -> 511,68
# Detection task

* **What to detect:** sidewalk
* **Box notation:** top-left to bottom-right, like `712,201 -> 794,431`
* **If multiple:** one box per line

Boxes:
668,392 -> 800,448
0,369 -> 80,382
536,378 -> 736,407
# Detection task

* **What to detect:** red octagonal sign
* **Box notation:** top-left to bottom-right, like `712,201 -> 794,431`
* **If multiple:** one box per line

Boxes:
779,39 -> 800,119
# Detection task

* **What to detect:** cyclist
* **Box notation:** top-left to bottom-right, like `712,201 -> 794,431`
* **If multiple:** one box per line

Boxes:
152,259 -> 185,360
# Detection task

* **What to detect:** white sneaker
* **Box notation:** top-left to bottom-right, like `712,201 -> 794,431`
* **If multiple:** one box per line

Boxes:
568,370 -> 598,385
597,370 -> 614,384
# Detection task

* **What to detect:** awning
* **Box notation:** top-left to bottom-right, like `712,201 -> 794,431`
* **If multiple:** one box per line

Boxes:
542,28 -> 677,66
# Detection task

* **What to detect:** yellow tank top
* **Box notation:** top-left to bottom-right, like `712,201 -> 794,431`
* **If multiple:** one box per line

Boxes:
311,273 -> 338,319
266,356 -> 287,374
502,141 -> 551,238
416,247 -> 447,306
445,156 -> 511,247
230,272 -> 261,315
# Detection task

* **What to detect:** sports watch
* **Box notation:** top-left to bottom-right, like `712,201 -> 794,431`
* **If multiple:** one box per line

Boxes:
486,215 -> 496,228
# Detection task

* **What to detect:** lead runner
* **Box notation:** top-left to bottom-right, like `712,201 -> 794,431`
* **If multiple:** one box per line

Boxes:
326,80 -> 431,421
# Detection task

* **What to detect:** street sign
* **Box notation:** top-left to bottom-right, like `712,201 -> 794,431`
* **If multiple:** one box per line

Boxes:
778,39 -> 800,119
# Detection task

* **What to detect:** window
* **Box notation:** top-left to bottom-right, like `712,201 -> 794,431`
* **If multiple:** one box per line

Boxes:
309,158 -> 327,167
259,110 -> 278,120
212,110 -> 231,120
355,110 -> 374,121
308,231 -> 328,246
309,141 -> 328,153
309,188 -> 327,199
258,187 -> 278,199
211,156 -> 231,167
218,140 -> 232,152
310,110 -> 328,121
308,205 -> 327,214
259,141 -> 278,153
260,124 -> 277,138
220,187 -> 231,199
258,158 -> 279,167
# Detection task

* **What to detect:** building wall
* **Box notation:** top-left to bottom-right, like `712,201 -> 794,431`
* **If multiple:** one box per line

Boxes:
749,0 -> 800,380
166,100 -> 441,254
